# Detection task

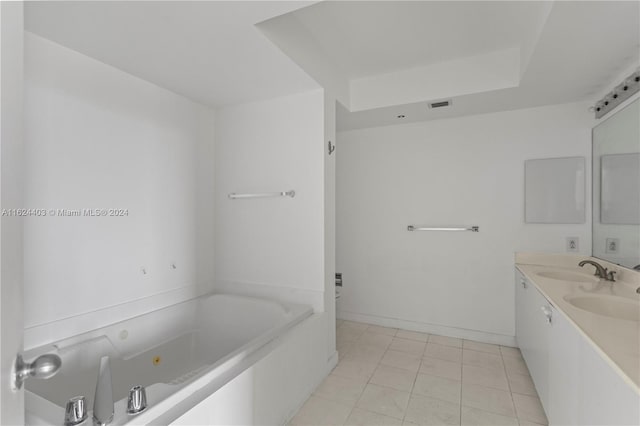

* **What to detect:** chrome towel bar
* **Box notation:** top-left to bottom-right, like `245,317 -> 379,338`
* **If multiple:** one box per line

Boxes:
407,225 -> 479,232
228,190 -> 295,199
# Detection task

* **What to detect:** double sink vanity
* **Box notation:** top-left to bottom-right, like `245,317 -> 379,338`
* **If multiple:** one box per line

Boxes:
515,253 -> 640,425
514,96 -> 640,424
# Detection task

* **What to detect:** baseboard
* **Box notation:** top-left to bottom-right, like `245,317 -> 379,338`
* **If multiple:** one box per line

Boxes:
338,310 -> 517,347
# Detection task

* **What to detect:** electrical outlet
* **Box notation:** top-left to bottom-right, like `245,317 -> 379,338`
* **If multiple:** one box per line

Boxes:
605,238 -> 620,254
566,237 -> 579,252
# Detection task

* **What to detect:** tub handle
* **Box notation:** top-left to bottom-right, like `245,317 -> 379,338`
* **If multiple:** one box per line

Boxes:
12,353 -> 62,390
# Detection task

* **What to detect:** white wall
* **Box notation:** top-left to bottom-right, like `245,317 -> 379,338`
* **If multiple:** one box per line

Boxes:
336,102 -> 593,344
23,33 -> 215,344
323,93 -> 337,358
213,90 -> 327,311
1,2 -> 25,424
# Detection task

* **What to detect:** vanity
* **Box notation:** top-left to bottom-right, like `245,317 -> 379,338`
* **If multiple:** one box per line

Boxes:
515,90 -> 640,424
515,253 -> 639,425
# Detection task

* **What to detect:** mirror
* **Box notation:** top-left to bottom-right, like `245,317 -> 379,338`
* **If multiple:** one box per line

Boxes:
592,98 -> 640,269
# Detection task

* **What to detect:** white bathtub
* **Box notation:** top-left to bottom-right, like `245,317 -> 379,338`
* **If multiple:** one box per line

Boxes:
25,293 -> 314,425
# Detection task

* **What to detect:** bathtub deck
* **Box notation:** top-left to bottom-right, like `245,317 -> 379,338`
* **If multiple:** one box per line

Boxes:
289,320 -> 548,426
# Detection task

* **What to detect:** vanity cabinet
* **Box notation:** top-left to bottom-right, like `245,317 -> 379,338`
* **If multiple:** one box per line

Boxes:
546,304 -> 580,425
515,268 -> 640,425
515,270 -> 552,409
547,304 -> 639,425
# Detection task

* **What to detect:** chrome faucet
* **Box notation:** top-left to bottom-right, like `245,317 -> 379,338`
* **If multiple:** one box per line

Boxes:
578,260 -> 616,282
93,356 -> 114,425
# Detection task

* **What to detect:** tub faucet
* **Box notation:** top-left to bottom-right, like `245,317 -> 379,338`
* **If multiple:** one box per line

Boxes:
578,260 -> 615,282
93,356 -> 114,425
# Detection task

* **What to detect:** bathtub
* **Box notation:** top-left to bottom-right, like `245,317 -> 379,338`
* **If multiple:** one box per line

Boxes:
24,292 -> 314,425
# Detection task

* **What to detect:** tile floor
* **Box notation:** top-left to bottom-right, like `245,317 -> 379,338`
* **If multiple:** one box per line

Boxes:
289,320 -> 548,426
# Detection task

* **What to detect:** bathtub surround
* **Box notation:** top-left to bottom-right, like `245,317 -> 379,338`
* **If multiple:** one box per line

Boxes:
25,294 -> 323,425
336,102 -> 593,345
23,33 -> 216,347
172,312 -> 329,426
213,89 -> 337,360
21,30 -> 338,424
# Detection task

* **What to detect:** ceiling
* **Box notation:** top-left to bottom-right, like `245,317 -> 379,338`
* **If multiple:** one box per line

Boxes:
259,1 -> 640,130
24,1 -> 321,108
290,1 -> 550,80
25,1 -> 640,130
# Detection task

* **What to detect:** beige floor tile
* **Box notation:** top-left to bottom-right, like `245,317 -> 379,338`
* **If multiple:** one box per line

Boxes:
499,346 -> 523,359
356,383 -> 410,420
396,330 -> 430,342
462,340 -> 501,355
460,406 -> 518,426
289,395 -> 353,426
462,349 -> 504,372
313,374 -> 367,405
507,372 -> 537,396
380,350 -> 422,372
345,408 -> 403,426
503,355 -> 530,377
425,343 -> 463,363
420,356 -> 462,381
337,339 -> 355,356
338,325 -> 367,342
404,394 -> 461,425
370,364 -> 418,392
389,337 -> 427,356
518,421 -> 547,426
332,359 -> 378,382
358,331 -> 394,348
462,364 -> 509,391
512,393 -> 548,425
343,343 -> 387,364
367,325 -> 399,336
413,373 -> 461,404
461,384 -> 515,417
429,335 -> 463,348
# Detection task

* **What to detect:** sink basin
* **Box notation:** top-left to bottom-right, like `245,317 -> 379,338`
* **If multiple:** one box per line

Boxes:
536,270 -> 599,283
564,295 -> 640,321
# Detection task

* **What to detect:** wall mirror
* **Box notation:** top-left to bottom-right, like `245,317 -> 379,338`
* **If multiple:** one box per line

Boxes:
592,98 -> 640,269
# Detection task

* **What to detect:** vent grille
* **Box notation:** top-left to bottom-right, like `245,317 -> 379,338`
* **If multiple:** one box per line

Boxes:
429,100 -> 451,109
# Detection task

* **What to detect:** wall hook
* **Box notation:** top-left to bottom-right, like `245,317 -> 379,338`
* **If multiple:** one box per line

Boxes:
328,140 -> 335,155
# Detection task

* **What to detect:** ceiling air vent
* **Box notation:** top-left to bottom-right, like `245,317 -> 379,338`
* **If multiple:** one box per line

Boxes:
428,100 -> 451,109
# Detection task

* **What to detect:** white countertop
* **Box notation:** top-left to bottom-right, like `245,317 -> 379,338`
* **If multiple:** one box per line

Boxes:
515,254 -> 640,394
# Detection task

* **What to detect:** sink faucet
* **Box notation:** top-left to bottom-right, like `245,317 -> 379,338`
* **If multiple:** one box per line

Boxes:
93,356 -> 114,425
578,260 -> 616,282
